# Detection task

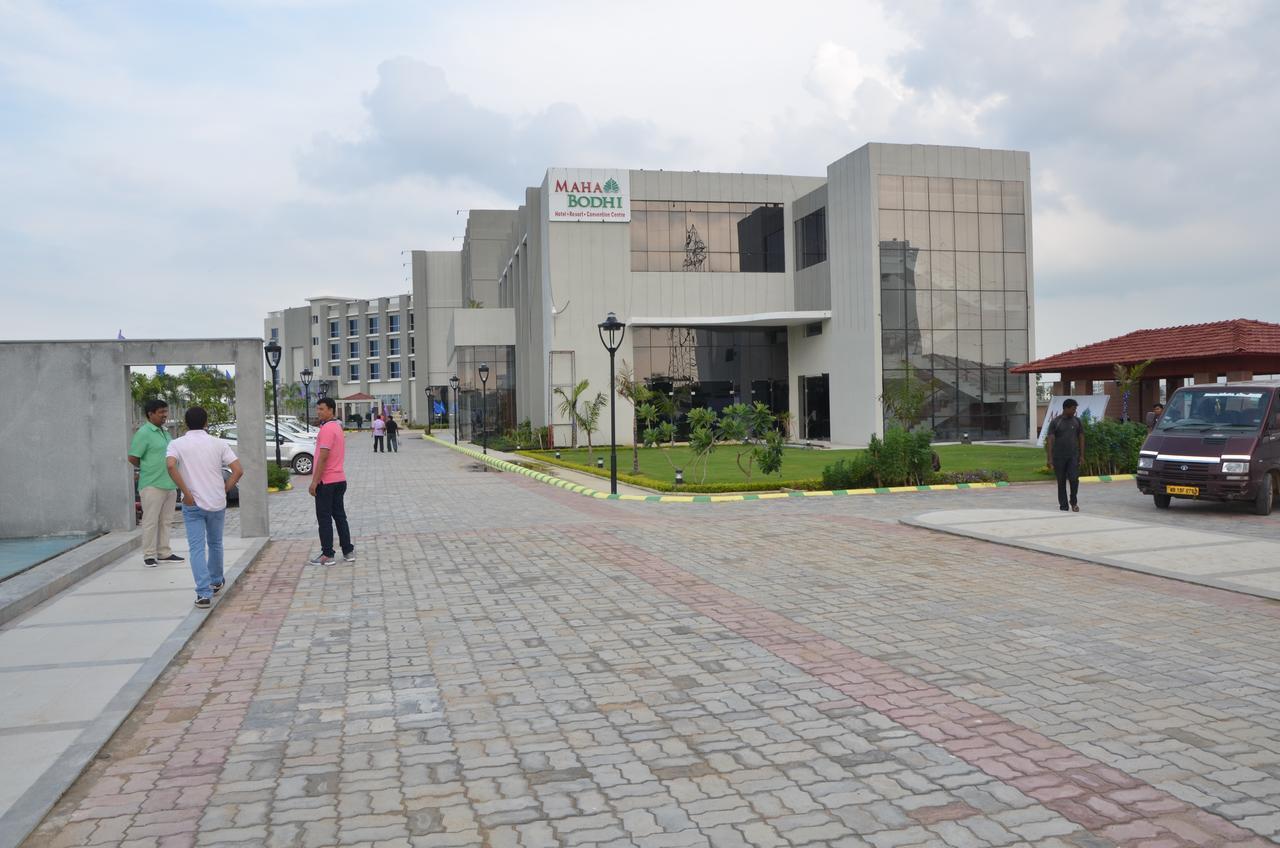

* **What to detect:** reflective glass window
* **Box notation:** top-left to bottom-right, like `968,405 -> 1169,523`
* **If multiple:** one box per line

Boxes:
631,211 -> 648,251
904,176 -> 929,210
981,291 -> 1004,327
1005,330 -> 1029,364
978,214 -> 1003,252
1005,291 -> 1028,330
1004,253 -> 1027,290
957,290 -> 981,330
906,248 -> 929,290
368,340 -> 380,358
796,208 -> 827,269
882,331 -> 908,366
953,178 -> 978,212
879,209 -> 905,242
981,330 -> 1006,366
980,253 -> 1005,290
929,211 -> 954,250
955,253 -> 980,289
1002,214 -> 1026,252
928,177 -> 953,211
931,290 -> 957,328
931,251 -> 956,289
880,245 -> 906,289
905,210 -> 929,249
881,289 -> 906,330
630,252 -> 648,272
954,212 -> 979,251
978,180 -> 1002,213
878,175 -> 904,209
1001,180 -> 1025,214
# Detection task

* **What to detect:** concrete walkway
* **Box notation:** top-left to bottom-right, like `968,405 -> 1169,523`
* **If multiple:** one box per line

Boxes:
0,525 -> 266,848
905,507 -> 1280,601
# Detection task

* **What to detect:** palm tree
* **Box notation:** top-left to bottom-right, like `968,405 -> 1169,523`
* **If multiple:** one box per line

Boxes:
579,393 -> 607,460
553,379 -> 591,449
616,362 -> 652,474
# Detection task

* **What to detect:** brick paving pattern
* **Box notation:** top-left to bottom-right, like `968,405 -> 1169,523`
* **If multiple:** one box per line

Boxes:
28,436 -> 1280,847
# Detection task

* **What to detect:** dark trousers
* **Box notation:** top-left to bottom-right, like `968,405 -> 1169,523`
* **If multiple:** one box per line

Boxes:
315,481 -> 352,557
387,431 -> 398,452
373,435 -> 385,452
1053,455 -> 1080,509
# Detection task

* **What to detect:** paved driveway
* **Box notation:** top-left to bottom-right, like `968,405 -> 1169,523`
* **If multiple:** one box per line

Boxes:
29,436 -> 1280,847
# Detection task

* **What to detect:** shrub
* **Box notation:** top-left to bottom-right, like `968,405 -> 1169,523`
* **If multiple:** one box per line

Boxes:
866,426 -> 935,486
266,464 -> 290,490
822,454 -> 876,489
930,469 -> 1009,484
1080,419 -> 1147,475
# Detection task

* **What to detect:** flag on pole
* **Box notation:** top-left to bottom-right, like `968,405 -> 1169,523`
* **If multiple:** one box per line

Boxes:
224,370 -> 232,379
156,364 -> 166,375
117,330 -> 125,340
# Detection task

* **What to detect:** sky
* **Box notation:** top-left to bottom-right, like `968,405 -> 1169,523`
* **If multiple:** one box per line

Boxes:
2,0 -> 1278,360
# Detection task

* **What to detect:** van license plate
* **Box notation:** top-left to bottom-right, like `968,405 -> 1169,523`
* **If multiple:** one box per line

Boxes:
1166,485 -> 1199,496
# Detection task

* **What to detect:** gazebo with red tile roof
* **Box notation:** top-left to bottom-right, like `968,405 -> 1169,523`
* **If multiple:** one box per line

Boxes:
1011,318 -> 1280,421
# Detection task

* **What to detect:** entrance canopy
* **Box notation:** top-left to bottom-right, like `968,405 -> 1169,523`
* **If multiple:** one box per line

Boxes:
1012,319 -> 1280,381
629,310 -> 831,328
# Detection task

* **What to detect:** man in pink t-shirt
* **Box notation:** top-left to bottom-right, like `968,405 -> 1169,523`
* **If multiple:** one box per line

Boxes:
308,397 -> 354,565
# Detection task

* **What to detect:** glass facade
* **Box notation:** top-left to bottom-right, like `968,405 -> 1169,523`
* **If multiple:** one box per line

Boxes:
795,208 -> 827,269
455,345 -> 517,440
629,326 -> 788,437
630,201 -> 785,273
878,175 -> 1030,439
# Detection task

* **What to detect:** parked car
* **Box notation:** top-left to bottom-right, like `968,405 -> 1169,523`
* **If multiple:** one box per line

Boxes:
1136,381 -> 1280,514
219,425 -> 316,475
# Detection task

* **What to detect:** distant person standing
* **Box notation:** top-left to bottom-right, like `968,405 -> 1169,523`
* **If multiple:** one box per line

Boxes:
309,397 -> 355,566
165,407 -> 243,608
385,414 -> 399,452
1145,403 -> 1165,431
371,413 -> 386,452
1045,399 -> 1086,513
129,399 -> 184,567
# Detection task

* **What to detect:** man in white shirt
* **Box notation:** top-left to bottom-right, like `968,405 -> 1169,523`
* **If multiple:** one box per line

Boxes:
165,406 -> 243,608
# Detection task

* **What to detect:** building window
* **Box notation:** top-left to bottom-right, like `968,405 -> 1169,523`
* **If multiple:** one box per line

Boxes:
368,339 -> 380,358
389,314 -> 400,334
270,327 -> 278,341
795,208 -> 827,269
805,322 -> 823,337
410,360 -> 416,378
409,311 -> 415,331
348,318 -> 358,336
349,363 -> 360,381
389,338 -> 400,356
369,362 -> 381,381
329,342 -> 340,361
312,358 -> 319,368
877,175 -> 1029,441
390,361 -> 401,379
409,336 -> 415,354
311,336 -> 319,346
349,340 -> 359,359
367,315 -> 380,335
312,315 -> 319,324
329,320 -> 339,338
330,364 -> 340,377
630,200 -> 785,273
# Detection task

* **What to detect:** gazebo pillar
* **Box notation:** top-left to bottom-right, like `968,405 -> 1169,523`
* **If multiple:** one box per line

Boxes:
1226,370 -> 1254,382
1073,379 -> 1094,395
1192,371 -> 1216,385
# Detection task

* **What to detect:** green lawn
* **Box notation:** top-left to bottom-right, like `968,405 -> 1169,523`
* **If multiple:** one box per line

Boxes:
519,443 -> 1049,487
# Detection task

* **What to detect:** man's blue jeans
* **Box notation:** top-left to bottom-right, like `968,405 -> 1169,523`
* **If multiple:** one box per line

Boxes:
181,504 -> 225,598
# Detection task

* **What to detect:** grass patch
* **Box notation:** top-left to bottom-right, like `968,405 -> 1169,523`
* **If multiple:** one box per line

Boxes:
519,443 -> 1049,490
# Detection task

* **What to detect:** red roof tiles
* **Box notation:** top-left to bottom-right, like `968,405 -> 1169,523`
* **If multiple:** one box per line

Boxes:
1011,319 -> 1280,373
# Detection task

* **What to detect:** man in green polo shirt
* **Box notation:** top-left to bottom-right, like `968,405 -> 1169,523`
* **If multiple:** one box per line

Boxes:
129,399 -> 185,567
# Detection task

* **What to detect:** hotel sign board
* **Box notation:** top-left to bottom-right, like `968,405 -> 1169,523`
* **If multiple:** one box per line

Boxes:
547,168 -> 630,222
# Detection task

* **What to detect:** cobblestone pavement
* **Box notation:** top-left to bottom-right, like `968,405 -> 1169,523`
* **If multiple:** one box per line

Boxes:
29,436 -> 1280,847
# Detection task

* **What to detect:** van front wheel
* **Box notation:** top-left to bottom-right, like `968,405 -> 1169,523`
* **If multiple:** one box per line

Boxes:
1153,493 -> 1172,509
1254,473 -> 1275,516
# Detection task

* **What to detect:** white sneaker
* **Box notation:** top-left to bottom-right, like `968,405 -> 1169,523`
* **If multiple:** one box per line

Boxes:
342,550 -> 356,563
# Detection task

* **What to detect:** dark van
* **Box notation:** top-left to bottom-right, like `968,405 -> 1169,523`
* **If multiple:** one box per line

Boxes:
1136,382 -> 1280,515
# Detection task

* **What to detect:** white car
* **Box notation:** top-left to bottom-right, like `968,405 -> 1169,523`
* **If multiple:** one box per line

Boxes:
219,425 -> 316,475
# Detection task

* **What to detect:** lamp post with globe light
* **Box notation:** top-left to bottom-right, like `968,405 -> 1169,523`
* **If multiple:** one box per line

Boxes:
263,341 -> 283,468
449,375 -> 460,445
478,363 -> 490,455
597,312 -> 626,495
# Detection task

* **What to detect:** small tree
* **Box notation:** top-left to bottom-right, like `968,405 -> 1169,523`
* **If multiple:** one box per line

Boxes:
1113,358 -> 1155,422
717,402 -> 784,480
553,379 -> 592,448
616,362 -> 653,474
579,393 -> 607,459
686,407 -> 719,482
880,362 -> 939,430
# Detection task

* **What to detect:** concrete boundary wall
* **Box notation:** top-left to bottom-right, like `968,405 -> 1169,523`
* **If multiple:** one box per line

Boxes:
0,339 -> 269,538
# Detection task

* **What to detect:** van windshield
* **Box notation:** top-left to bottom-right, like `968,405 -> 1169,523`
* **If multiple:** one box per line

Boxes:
1156,389 -> 1271,432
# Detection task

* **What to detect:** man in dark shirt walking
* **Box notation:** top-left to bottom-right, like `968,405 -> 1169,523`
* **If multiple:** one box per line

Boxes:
1046,399 -> 1086,512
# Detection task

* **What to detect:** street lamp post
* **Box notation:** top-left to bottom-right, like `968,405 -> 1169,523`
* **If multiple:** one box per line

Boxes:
264,341 -> 283,468
478,364 -> 490,455
597,311 -> 627,495
300,368 -> 313,432
449,375 -> 460,445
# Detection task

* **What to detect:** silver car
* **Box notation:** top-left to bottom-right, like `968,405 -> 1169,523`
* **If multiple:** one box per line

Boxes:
219,425 -> 316,475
